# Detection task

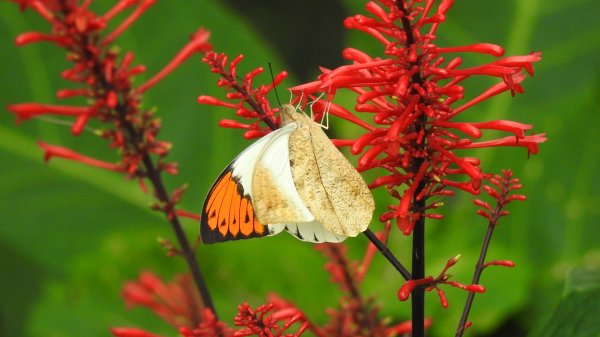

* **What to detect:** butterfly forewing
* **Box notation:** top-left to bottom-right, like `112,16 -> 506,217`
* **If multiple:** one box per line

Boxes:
200,125 -> 297,243
251,124 -> 315,225
201,168 -> 267,243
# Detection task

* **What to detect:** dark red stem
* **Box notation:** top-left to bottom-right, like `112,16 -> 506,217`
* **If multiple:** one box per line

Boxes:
455,219 -> 494,337
69,15 -> 218,317
112,83 -> 218,319
455,183 -> 508,337
396,1 -> 427,336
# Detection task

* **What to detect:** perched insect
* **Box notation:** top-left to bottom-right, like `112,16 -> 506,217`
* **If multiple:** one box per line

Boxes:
200,103 -> 374,243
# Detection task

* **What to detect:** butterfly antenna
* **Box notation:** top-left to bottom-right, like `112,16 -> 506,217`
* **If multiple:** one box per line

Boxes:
36,116 -> 97,134
268,61 -> 283,107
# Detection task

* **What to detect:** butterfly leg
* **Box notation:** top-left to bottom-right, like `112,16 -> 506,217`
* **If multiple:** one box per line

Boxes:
308,93 -> 330,130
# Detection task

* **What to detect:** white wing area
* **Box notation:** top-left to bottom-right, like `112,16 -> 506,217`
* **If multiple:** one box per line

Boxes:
229,125 -> 297,237
253,126 -> 315,223
272,221 -> 347,243
230,125 -> 297,195
230,123 -> 346,242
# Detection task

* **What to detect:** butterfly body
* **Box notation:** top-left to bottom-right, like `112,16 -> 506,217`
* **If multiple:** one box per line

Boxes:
201,104 -> 374,244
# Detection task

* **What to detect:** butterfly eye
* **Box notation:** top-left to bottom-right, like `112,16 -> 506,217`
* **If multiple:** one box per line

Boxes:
281,104 -> 296,120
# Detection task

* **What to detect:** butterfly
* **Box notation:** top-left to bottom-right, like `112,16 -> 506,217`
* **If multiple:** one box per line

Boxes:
200,103 -> 374,244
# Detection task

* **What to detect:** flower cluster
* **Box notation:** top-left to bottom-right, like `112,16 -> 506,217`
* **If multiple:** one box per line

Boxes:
475,170 -> 527,225
198,51 -> 287,136
315,244 -> 418,337
7,1 -> 545,337
121,271 -> 204,329
113,271 -> 313,337
288,0 -> 544,235
113,251 -> 418,337
397,255 -> 485,305
193,1 -> 544,335
6,0 -> 216,318
8,0 -> 210,196
453,170 -> 525,336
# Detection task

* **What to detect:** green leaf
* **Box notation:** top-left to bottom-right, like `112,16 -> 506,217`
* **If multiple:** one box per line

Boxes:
565,268 -> 600,295
531,288 -> 600,337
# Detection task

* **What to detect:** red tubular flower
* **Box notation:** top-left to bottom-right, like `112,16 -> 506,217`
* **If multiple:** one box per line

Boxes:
136,28 -> 212,94
38,141 -> 124,171
122,271 -> 204,329
101,0 -> 156,46
397,253 -> 491,307
398,277 -> 435,301
112,327 -> 166,337
484,260 -> 516,268
8,103 -> 93,123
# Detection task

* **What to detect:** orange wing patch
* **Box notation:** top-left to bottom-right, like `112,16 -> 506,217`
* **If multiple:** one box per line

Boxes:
201,169 -> 268,243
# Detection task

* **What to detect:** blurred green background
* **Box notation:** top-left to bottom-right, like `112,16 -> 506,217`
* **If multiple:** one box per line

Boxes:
1,0 -> 599,336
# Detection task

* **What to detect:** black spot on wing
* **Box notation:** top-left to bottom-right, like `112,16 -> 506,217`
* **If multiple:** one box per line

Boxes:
294,226 -> 303,240
200,163 -> 266,244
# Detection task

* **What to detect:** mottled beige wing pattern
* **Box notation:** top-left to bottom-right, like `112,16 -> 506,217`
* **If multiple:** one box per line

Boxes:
283,105 -> 375,237
250,123 -> 315,225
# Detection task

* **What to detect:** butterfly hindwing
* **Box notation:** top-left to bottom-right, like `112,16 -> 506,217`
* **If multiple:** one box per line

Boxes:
282,221 -> 346,243
286,112 -> 375,237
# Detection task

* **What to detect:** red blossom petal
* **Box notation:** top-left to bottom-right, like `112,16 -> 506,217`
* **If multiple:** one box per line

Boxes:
38,141 -> 124,171
71,113 -> 92,135
218,119 -> 251,129
457,134 -> 547,154
111,327 -> 165,337
197,95 -> 237,108
432,43 -> 504,56
8,103 -> 93,123
136,28 -> 211,94
102,0 -> 156,46
436,288 -> 448,308
15,31 -> 71,46
330,139 -> 355,147
324,102 -> 376,131
470,120 -> 533,137
484,260 -> 515,268
176,209 -> 201,221
398,277 -> 434,301
102,0 -> 139,22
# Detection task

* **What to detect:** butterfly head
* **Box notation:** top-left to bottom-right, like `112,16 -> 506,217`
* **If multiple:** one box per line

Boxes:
280,104 -> 302,126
